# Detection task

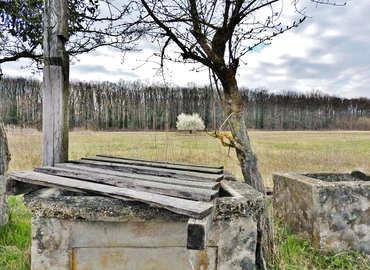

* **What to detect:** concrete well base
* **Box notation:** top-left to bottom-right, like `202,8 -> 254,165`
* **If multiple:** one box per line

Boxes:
273,172 -> 370,254
0,176 -> 8,226
24,180 -> 266,270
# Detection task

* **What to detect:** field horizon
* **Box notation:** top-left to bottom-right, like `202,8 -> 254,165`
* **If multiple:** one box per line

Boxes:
6,129 -> 370,187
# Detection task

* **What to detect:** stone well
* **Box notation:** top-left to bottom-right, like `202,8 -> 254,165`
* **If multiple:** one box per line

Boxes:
24,180 -> 266,270
0,175 -> 8,226
273,170 -> 370,254
0,122 -> 9,226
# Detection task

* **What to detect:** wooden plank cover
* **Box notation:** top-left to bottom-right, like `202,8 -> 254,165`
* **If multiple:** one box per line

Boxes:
35,166 -> 218,201
7,171 -> 214,219
54,163 -> 220,190
98,154 -> 223,169
69,159 -> 223,182
90,155 -> 223,174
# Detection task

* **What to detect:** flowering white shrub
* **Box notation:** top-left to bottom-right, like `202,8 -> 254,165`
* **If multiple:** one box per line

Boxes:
176,113 -> 205,132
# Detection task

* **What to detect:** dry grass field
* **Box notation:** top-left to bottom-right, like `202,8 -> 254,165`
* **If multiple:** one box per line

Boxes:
7,130 -> 370,187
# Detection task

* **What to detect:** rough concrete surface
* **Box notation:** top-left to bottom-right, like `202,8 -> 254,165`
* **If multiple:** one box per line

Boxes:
24,180 -> 265,269
273,172 -> 370,254
0,122 -> 10,226
0,176 -> 8,226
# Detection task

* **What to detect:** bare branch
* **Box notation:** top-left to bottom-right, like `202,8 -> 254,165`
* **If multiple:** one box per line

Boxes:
292,0 -> 346,16
140,0 -> 211,68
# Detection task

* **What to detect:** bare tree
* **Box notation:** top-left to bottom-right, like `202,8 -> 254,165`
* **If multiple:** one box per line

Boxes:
1,0 -> 346,189
133,1 -> 345,267
135,0 -> 345,192
137,0 -> 283,191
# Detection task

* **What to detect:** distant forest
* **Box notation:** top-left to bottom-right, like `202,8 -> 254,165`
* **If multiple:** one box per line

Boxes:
1,77 -> 370,131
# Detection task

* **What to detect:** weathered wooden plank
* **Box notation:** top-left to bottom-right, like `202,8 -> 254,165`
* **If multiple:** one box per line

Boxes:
351,168 -> 370,181
42,0 -> 69,166
35,167 -> 218,201
187,201 -> 216,250
69,160 -> 223,182
92,155 -> 223,174
55,163 -> 219,190
7,171 -> 214,219
98,155 -> 224,169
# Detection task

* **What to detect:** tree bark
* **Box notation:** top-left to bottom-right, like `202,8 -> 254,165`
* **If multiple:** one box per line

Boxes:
218,69 -> 265,192
42,0 -> 69,166
218,69 -> 273,269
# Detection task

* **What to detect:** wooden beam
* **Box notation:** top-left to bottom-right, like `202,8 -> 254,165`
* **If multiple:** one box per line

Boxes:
7,171 -> 214,219
187,201 -> 216,250
42,0 -> 69,166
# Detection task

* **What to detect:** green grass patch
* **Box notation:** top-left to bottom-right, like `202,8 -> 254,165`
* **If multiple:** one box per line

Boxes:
0,196 -> 31,270
271,221 -> 370,270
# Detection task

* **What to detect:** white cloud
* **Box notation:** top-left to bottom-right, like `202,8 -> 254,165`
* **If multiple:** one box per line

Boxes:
236,2 -> 370,98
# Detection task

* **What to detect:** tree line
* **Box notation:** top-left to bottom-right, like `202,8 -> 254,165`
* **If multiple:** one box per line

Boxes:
1,76 -> 369,131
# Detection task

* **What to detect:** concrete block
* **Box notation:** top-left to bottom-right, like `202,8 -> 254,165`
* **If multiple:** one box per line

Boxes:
273,172 -> 370,254
0,176 -> 8,226
24,180 -> 266,269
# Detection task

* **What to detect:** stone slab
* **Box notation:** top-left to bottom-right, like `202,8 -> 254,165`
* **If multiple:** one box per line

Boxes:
273,171 -> 370,254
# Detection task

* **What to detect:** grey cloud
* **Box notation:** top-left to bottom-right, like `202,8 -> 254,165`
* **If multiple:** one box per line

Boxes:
71,64 -> 139,78
241,2 -> 370,98
88,50 -> 115,58
282,56 -> 340,78
141,38 -> 159,51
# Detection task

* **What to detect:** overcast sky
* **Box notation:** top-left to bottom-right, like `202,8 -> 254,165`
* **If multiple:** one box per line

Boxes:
3,1 -> 369,99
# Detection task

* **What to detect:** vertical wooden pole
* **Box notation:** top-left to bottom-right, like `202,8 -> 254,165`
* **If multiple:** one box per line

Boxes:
43,0 -> 69,166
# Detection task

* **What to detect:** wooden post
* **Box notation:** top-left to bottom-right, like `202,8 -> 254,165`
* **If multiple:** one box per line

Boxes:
43,0 -> 69,166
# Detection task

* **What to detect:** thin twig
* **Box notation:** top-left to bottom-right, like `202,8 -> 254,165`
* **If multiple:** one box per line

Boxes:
219,112 -> 235,132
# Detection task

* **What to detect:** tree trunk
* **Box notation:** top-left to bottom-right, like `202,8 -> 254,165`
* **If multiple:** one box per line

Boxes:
218,70 -> 273,269
219,72 -> 265,192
